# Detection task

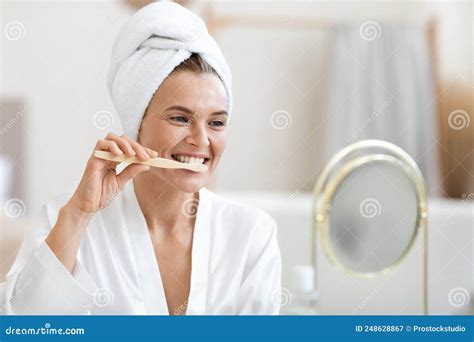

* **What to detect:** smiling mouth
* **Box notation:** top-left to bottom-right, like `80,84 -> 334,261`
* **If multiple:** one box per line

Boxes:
171,154 -> 210,165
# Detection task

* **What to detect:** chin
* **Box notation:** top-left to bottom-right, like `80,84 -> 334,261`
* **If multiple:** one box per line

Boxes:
150,165 -> 212,193
170,172 -> 208,193
173,183 -> 204,193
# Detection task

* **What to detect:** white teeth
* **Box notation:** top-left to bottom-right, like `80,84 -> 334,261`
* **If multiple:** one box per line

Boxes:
173,155 -> 205,164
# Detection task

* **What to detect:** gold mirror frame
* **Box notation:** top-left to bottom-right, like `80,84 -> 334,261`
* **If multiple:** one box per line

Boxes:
312,140 -> 428,314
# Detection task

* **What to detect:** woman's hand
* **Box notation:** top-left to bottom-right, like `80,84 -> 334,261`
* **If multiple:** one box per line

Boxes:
66,133 -> 158,217
45,133 -> 158,273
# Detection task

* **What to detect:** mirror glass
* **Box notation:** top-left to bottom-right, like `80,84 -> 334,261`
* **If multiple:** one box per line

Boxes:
327,159 -> 418,274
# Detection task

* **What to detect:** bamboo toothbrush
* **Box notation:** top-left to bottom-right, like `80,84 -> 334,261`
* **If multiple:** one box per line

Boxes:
93,150 -> 208,173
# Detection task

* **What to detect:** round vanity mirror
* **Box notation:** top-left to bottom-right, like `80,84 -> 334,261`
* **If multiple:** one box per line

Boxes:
313,140 -> 428,312
324,155 -> 419,275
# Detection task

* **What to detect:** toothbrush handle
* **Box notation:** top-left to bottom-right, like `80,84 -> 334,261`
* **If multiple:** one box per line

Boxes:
93,150 -> 207,173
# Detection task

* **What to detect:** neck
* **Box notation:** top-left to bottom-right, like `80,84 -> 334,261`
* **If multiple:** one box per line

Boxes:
133,171 -> 197,231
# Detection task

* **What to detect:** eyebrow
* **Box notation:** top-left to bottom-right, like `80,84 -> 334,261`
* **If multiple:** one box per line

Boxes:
165,105 -> 228,116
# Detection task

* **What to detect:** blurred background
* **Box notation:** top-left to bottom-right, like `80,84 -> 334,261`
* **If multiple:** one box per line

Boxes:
0,0 -> 472,315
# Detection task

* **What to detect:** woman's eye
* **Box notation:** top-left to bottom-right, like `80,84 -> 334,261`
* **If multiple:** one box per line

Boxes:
210,121 -> 225,127
170,116 -> 188,123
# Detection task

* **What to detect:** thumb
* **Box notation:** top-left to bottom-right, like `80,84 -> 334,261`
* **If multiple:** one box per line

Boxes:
117,164 -> 150,187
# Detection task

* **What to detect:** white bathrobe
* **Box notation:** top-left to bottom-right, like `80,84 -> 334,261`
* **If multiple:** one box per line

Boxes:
1,182 -> 281,315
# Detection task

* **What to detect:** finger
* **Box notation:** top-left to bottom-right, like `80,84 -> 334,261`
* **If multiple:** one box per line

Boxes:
144,147 -> 158,158
117,164 -> 150,187
95,139 -> 123,156
91,140 -> 121,169
122,135 -> 150,161
105,133 -> 135,157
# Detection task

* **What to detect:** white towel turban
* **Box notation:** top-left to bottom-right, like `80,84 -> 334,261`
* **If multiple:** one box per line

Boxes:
107,2 -> 233,141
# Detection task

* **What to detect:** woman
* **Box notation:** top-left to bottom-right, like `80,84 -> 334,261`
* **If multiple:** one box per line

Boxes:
2,3 -> 281,315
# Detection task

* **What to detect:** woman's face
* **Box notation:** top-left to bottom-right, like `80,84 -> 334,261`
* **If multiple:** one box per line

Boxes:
137,70 -> 228,193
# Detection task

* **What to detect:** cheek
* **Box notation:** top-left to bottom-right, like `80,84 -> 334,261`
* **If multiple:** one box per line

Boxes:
210,133 -> 227,158
143,125 -> 185,154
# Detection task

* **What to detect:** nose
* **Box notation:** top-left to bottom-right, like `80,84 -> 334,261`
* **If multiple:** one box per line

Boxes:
185,122 -> 210,147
